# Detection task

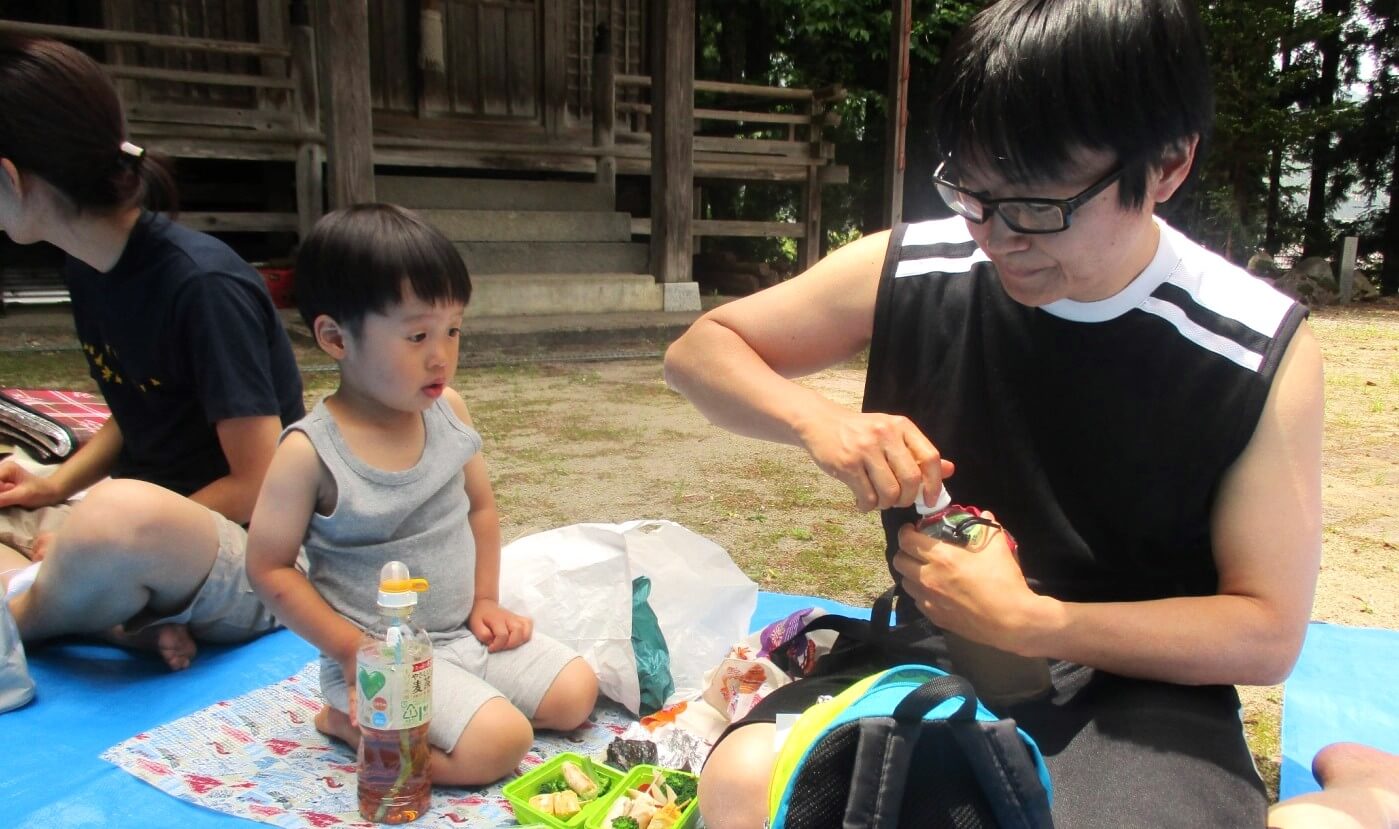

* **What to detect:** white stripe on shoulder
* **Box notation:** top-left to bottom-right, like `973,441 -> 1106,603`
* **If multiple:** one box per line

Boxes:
902,216 -> 976,247
1139,296 -> 1264,372
1159,223 -> 1294,337
896,217 -> 987,278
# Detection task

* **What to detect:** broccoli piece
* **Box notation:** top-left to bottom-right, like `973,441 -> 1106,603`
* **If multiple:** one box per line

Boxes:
540,776 -> 570,793
663,772 -> 698,806
611,818 -> 640,829
595,776 -> 612,796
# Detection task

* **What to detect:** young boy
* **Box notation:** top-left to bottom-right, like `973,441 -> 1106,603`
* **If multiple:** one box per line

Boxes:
247,204 -> 598,786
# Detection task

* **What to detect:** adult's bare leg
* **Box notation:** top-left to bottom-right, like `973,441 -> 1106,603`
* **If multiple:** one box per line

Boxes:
1269,743 -> 1399,829
8,479 -> 217,656
698,724 -> 777,829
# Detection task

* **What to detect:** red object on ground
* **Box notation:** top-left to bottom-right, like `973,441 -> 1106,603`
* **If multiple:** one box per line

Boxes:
257,267 -> 296,309
0,388 -> 111,444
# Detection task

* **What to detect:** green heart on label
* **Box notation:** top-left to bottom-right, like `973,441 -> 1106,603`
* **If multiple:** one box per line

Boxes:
358,667 -> 387,699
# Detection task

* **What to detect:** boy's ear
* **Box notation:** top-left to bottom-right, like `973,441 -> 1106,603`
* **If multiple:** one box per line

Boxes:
1150,135 -> 1200,204
312,314 -> 348,358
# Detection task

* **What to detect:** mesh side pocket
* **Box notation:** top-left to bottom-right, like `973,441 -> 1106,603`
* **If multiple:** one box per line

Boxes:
783,722 -> 861,829
901,721 -> 999,828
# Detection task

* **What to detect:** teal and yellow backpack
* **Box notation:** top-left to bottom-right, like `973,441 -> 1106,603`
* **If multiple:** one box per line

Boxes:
767,664 -> 1054,829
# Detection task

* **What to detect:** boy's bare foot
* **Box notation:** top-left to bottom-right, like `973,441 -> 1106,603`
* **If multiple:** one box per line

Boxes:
1271,743 -> 1399,829
105,623 -> 198,671
316,704 -> 362,749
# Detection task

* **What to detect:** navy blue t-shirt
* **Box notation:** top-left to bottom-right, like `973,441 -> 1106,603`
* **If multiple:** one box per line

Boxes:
64,211 -> 305,496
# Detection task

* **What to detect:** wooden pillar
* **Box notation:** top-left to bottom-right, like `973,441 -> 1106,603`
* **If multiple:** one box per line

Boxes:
290,0 -> 324,240
542,0 -> 567,136
882,0 -> 911,228
800,95 -> 825,271
649,0 -> 694,284
593,23 -> 617,205
316,0 -> 375,207
418,0 -> 449,116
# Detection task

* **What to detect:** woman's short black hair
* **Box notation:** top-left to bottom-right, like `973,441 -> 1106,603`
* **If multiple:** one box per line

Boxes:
295,204 -> 471,334
931,0 -> 1214,209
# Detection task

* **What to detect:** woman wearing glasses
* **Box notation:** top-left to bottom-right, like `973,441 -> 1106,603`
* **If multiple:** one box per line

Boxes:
664,1 -> 1397,827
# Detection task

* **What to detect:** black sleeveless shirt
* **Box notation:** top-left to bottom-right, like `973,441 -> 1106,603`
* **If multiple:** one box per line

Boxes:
865,218 -> 1308,604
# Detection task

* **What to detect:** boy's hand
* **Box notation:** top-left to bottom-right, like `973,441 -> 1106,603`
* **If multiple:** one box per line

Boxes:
468,598 -> 533,653
340,657 -> 362,727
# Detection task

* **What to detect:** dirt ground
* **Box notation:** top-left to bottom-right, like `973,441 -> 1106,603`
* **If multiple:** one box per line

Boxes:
419,301 -> 1398,795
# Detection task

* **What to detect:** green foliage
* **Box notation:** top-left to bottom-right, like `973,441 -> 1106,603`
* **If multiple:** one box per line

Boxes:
695,0 -> 1395,286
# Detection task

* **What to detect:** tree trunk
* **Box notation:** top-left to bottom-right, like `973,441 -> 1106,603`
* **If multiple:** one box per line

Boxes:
1301,0 -> 1351,258
1381,144 -> 1399,295
1264,21 -> 1293,254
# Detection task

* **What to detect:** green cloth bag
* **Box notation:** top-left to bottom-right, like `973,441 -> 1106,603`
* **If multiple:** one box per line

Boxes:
631,575 -> 675,715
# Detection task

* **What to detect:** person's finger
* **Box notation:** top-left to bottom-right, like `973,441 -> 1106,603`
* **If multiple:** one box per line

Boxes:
883,440 -> 926,508
862,453 -> 906,511
30,532 -> 54,562
504,620 -> 528,650
835,464 -> 879,512
486,618 -> 512,652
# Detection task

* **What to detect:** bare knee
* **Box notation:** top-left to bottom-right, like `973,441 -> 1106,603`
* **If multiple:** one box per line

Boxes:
432,698 -> 533,787
55,481 -> 144,559
699,724 -> 775,829
531,658 -> 599,732
61,480 -> 173,560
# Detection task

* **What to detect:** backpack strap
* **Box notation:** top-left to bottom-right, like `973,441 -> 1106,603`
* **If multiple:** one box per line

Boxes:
948,720 -> 1057,829
842,672 -> 979,829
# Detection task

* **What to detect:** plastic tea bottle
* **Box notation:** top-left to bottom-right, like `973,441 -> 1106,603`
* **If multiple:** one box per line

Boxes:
915,488 -> 1053,707
357,561 -> 433,824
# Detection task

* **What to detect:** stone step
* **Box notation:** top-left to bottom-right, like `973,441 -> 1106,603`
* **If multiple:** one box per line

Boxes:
375,175 -> 613,212
467,273 -> 661,317
457,241 -> 650,275
420,209 -> 633,243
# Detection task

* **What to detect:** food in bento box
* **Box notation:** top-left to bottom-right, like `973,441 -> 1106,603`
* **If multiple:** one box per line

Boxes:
529,789 -> 583,818
601,769 -> 694,829
562,760 -> 602,799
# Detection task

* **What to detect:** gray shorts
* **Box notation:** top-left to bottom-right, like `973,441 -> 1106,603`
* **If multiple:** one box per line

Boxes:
130,510 -> 308,642
0,503 -> 303,643
320,630 -> 581,751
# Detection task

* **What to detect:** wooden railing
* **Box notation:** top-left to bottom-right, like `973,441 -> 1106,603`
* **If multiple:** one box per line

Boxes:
605,72 -> 846,269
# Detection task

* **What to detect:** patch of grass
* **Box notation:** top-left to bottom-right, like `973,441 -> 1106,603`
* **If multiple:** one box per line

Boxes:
0,350 -> 95,389
552,421 -> 647,444
1244,707 -> 1282,802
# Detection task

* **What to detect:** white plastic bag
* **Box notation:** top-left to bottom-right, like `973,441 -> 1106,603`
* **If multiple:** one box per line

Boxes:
499,520 -> 757,715
1,596 -> 36,713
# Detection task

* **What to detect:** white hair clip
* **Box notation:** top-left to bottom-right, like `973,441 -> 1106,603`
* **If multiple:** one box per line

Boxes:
119,141 -> 146,158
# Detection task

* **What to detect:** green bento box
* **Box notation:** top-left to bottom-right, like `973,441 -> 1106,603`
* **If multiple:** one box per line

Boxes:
504,752 -> 625,829
583,764 -> 699,829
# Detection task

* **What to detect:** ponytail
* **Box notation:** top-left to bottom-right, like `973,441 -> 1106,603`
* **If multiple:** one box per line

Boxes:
0,35 -> 180,214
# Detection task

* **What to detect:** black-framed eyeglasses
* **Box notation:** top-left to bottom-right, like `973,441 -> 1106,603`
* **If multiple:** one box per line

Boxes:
932,162 -> 1126,234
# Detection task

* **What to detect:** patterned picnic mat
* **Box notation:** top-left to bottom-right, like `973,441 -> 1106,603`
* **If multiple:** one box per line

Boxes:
101,661 -> 637,828
1,388 -> 111,441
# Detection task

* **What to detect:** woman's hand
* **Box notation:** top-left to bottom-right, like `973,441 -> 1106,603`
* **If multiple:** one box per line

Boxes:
0,461 -> 64,509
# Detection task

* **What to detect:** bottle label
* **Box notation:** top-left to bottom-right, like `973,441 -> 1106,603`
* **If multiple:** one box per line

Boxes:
357,652 -> 432,731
